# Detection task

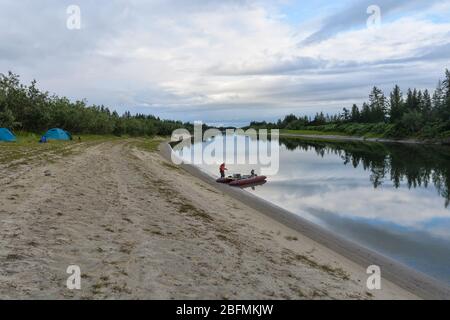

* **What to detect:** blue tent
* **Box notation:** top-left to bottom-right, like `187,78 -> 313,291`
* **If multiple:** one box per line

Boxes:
44,128 -> 72,141
0,128 -> 16,142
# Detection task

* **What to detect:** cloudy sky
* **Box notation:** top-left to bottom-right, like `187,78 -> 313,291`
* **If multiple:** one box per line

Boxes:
1,0 -> 450,126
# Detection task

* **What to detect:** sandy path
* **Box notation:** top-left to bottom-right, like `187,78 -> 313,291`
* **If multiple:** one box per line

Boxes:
0,140 -> 416,299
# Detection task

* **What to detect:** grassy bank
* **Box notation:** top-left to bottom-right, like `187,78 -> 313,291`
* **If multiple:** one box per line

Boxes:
281,129 -> 350,137
280,123 -> 450,143
0,135 -> 167,169
130,136 -> 166,152
6,132 -> 122,144
0,133 -> 125,166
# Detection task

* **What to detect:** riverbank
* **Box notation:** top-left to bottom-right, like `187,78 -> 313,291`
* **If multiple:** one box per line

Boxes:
0,138 -> 420,299
279,131 -> 445,145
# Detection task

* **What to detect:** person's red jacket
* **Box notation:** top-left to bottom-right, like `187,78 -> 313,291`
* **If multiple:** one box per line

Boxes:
219,164 -> 227,172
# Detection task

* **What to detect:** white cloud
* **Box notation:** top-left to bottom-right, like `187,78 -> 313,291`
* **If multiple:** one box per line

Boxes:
0,0 -> 449,124
301,17 -> 450,63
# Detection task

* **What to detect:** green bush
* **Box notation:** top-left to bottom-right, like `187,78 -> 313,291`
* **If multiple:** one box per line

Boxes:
400,111 -> 424,134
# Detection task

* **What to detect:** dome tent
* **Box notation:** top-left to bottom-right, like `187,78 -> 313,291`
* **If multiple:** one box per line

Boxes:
43,128 -> 72,141
0,128 -> 16,142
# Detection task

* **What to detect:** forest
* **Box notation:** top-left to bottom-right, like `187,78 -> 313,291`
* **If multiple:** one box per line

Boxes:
0,72 -> 193,136
248,69 -> 450,140
2,69 -> 450,140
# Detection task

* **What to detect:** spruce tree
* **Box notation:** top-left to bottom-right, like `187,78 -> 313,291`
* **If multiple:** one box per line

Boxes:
443,69 -> 450,119
351,104 -> 360,122
369,86 -> 387,122
422,89 -> 432,120
389,85 -> 404,122
361,102 -> 370,123
433,80 -> 445,119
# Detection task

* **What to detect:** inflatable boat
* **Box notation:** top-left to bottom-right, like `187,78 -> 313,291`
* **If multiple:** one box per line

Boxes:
216,174 -> 267,186
237,180 -> 267,189
229,175 -> 267,186
216,177 -> 234,184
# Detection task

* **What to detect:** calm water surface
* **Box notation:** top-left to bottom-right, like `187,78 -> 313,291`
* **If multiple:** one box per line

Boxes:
174,136 -> 450,285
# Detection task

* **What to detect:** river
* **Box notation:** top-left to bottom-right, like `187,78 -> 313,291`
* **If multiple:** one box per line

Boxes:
174,135 -> 450,285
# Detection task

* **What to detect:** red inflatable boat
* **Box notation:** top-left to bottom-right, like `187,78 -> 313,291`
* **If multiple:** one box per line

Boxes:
216,175 -> 267,186
216,177 -> 234,184
229,175 -> 267,186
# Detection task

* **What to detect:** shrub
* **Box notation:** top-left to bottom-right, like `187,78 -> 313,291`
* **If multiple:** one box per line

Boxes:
400,111 -> 424,134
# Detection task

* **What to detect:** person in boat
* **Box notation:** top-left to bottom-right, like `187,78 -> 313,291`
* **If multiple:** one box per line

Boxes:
219,163 -> 228,178
250,169 -> 257,177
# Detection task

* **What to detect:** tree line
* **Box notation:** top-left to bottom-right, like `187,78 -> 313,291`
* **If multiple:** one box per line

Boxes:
249,69 -> 450,139
0,72 -> 193,136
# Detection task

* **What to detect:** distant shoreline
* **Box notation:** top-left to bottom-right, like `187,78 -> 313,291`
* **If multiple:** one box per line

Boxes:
162,142 -> 450,300
278,132 -> 447,145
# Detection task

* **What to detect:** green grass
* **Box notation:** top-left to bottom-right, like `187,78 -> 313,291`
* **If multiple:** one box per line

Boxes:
279,134 -> 354,144
281,129 -> 349,136
132,136 -> 167,152
440,131 -> 450,139
2,132 -> 120,145
0,132 -> 120,165
281,123 -> 450,142
280,124 -> 390,140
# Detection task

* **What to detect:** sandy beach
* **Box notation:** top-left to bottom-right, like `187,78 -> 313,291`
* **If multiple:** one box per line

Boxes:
0,138 -> 419,299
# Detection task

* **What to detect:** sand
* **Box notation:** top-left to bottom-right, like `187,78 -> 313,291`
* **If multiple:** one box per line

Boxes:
0,139 -> 418,299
